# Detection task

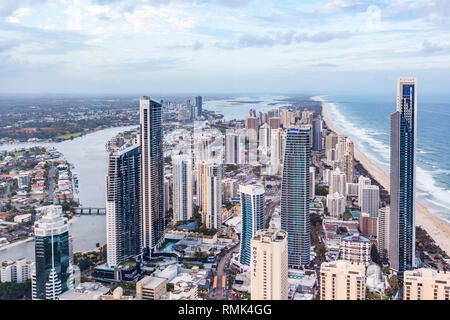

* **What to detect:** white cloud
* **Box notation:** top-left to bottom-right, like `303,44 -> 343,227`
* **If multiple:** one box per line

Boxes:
5,7 -> 31,23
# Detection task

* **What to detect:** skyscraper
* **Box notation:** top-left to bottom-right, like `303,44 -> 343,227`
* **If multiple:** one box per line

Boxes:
343,138 -> 354,183
225,130 -> 239,164
106,145 -> 142,267
312,117 -> 323,151
205,162 -> 223,232
140,97 -> 164,254
172,154 -> 193,222
195,96 -> 202,118
280,126 -> 311,267
32,206 -> 74,300
250,229 -> 288,300
361,185 -> 379,218
389,77 -> 418,274
239,184 -> 265,268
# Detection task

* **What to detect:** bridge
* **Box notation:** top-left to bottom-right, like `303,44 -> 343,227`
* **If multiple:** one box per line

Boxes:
74,207 -> 106,215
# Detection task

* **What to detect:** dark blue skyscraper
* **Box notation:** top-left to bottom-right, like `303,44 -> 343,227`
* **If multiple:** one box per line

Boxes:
106,144 -> 142,267
196,96 -> 202,118
140,97 -> 164,254
389,78 -> 417,275
238,184 -> 265,268
281,126 -> 311,267
32,206 -> 73,300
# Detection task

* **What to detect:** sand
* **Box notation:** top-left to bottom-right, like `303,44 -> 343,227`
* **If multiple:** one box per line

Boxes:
315,96 -> 450,256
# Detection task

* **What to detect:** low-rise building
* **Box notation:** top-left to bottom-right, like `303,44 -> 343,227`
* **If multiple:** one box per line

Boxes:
59,282 -> 110,300
339,234 -> 371,265
0,258 -> 35,283
320,260 -> 366,300
136,276 -> 167,300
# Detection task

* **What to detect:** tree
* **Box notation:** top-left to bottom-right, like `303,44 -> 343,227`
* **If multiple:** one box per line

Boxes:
0,280 -> 32,300
370,243 -> 380,265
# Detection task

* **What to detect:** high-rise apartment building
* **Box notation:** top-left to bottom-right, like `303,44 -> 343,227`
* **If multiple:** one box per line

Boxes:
140,97 -> 164,253
361,185 -> 380,218
312,117 -> 323,151
358,176 -> 371,204
239,184 -> 265,268
32,207 -> 74,300
195,96 -> 202,118
205,162 -> 223,232
250,229 -> 288,300
329,168 -> 347,197
326,192 -> 346,217
343,138 -> 354,183
320,260 -> 366,300
106,145 -> 142,267
389,77 -> 417,274
280,126 -> 311,267
377,206 -> 390,258
172,154 -> 193,223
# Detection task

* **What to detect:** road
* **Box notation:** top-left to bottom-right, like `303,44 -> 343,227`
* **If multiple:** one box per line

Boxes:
212,243 -> 239,300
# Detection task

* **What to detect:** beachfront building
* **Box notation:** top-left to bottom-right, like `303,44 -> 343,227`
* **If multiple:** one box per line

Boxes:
239,184 -> 265,268
140,97 -> 165,253
320,260 -> 366,300
32,207 -> 74,300
339,234 -> 371,265
326,192 -> 346,217
250,229 -> 288,300
326,132 -> 338,153
342,138 -> 354,183
281,126 -> 311,267
358,176 -> 371,204
403,268 -> 450,300
361,185 -> 380,218
389,77 -> 418,275
172,154 -> 193,223
329,168 -> 347,197
105,144 -> 142,268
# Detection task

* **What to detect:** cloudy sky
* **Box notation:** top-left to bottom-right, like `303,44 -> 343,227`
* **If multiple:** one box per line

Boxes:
0,0 -> 449,95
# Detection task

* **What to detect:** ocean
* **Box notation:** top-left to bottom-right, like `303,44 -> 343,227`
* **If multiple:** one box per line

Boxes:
322,94 -> 450,223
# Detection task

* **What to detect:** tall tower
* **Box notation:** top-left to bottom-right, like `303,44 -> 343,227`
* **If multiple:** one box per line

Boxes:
106,145 -> 142,267
32,206 -> 74,300
173,154 -> 193,222
140,97 -> 164,254
239,184 -> 265,268
205,162 -> 223,232
280,125 -> 311,267
195,96 -> 202,118
250,229 -> 288,300
312,117 -> 323,151
389,77 -> 417,275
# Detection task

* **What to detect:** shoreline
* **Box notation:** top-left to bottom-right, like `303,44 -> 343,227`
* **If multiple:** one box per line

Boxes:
312,96 -> 450,256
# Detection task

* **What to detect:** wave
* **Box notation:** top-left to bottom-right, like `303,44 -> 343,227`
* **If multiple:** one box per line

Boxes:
314,95 -> 450,221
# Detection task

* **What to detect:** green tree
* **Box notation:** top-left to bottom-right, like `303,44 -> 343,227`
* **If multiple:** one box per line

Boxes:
370,243 -> 380,265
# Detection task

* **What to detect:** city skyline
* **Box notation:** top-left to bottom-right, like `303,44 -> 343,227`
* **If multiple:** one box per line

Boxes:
0,1 -> 450,94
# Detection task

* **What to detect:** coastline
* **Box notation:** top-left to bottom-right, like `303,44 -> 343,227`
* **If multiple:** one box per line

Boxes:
313,96 -> 450,256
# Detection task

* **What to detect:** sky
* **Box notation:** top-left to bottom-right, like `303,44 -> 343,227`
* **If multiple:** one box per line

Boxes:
0,0 -> 450,95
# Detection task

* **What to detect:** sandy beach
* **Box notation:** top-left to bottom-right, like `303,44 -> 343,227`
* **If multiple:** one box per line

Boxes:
314,96 -> 450,256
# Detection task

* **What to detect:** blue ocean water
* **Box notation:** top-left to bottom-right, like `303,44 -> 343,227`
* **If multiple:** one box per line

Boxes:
322,94 -> 450,222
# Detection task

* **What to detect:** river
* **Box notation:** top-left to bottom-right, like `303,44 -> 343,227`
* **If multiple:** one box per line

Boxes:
0,126 -> 137,260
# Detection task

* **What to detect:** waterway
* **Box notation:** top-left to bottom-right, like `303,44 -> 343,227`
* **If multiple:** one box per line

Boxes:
0,126 -> 137,260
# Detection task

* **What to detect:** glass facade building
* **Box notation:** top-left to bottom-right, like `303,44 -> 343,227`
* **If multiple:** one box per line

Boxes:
106,144 -> 142,267
280,126 -> 311,267
140,97 -> 164,254
32,207 -> 73,300
239,184 -> 265,268
389,78 -> 417,275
